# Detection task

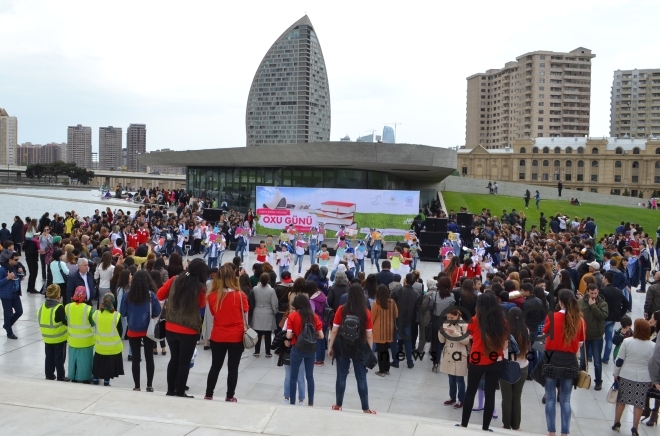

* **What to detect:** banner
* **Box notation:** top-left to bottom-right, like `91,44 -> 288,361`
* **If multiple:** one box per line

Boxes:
256,187 -> 419,236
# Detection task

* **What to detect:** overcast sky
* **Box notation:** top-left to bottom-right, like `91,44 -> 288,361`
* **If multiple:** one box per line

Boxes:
0,0 -> 657,152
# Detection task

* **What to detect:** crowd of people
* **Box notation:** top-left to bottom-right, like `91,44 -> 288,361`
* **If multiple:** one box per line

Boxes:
4,195 -> 660,435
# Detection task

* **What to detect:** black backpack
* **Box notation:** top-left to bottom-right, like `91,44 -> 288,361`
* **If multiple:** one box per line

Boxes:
295,317 -> 318,354
322,306 -> 335,325
337,314 -> 361,358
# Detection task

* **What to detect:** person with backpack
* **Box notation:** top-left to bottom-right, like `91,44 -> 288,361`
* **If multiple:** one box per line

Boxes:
327,284 -> 377,413
308,281 -> 330,366
285,294 -> 324,406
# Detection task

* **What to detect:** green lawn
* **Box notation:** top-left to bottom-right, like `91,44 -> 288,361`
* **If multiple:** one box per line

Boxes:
442,191 -> 659,236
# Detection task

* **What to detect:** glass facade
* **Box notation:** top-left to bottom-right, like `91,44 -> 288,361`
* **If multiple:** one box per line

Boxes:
187,166 -> 412,212
246,17 -> 331,147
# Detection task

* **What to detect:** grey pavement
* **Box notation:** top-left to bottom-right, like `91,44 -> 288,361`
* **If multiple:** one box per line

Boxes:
0,252 -> 654,435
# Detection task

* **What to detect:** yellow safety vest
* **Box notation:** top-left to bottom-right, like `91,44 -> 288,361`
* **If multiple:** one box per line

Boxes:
65,303 -> 94,348
92,310 -> 123,355
38,303 -> 68,344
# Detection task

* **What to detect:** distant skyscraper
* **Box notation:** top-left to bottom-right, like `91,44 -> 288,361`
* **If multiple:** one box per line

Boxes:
246,15 -> 331,147
99,126 -> 123,170
0,108 -> 17,165
610,69 -> 660,138
127,124 -> 146,172
67,124 -> 92,169
382,126 -> 395,143
356,133 -> 374,143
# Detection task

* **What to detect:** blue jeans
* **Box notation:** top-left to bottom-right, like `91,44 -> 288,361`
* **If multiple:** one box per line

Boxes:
279,265 -> 289,278
289,347 -> 315,405
1,293 -> 23,336
336,357 -> 369,410
545,377 -> 574,434
309,246 -> 317,265
448,374 -> 466,402
315,329 -> 327,362
356,258 -> 365,274
398,325 -> 414,366
235,244 -> 245,262
175,245 -> 184,257
580,339 -> 603,383
527,332 -> 540,377
284,360 -> 306,401
294,253 -> 304,273
602,321 -> 615,363
371,250 -> 381,270
207,257 -> 218,268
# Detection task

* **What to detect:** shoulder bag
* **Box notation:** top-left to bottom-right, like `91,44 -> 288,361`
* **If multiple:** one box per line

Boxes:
146,292 -> 166,341
606,380 -> 619,404
240,291 -> 258,348
500,335 -> 522,384
576,341 -> 592,389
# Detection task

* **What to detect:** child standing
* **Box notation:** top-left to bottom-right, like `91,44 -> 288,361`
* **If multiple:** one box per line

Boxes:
612,315 -> 633,359
409,238 -> 422,271
334,237 -> 347,267
316,244 -> 330,268
39,284 -> 69,381
277,244 -> 292,278
255,240 -> 269,264
265,235 -> 276,264
438,309 -> 469,409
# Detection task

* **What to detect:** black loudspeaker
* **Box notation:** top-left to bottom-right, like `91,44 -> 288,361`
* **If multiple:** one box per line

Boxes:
419,244 -> 443,262
457,212 -> 472,227
425,218 -> 447,232
202,208 -> 223,222
419,231 -> 448,246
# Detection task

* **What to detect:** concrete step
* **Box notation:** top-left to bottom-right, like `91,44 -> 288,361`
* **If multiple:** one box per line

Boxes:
0,374 -> 538,436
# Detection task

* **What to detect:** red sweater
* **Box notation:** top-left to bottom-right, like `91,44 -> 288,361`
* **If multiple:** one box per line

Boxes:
286,311 -> 322,346
156,276 -> 206,335
207,290 -> 248,343
542,311 -> 586,354
467,315 -> 506,366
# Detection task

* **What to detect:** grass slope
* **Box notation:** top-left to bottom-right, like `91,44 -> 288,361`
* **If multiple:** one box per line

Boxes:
442,191 -> 659,236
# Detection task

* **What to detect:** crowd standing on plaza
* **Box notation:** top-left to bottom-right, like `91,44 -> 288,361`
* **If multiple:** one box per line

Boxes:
4,192 -> 660,434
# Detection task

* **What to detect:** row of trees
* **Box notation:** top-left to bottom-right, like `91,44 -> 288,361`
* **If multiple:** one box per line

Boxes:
25,161 -> 95,185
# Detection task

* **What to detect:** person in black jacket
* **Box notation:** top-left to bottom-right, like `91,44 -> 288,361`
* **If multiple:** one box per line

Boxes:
23,237 -> 40,294
66,258 -> 97,305
10,216 -> 23,256
391,273 -> 422,369
520,282 -> 547,376
375,261 -> 394,287
600,271 -> 630,364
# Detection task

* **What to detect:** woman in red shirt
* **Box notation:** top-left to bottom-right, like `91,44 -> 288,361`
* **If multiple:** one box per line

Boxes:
460,292 -> 507,432
156,258 -> 207,398
286,294 -> 323,406
541,289 -> 585,436
204,265 -> 249,402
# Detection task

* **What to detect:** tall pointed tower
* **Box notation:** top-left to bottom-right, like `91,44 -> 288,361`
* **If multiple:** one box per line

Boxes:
246,15 -> 331,147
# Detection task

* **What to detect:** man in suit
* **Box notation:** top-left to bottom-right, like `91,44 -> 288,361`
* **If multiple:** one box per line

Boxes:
67,258 -> 97,306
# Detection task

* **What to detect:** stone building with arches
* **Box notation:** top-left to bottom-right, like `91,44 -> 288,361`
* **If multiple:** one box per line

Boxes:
458,136 -> 660,197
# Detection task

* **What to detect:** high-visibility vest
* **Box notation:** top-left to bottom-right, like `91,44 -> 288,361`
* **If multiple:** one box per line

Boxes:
38,303 -> 68,344
92,310 -> 123,355
65,303 -> 94,348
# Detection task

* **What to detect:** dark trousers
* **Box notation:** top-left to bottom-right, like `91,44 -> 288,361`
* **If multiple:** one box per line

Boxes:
26,253 -> 39,293
1,293 -> 23,336
376,342 -> 391,373
40,253 -> 47,280
45,341 -> 66,380
500,365 -> 528,430
205,341 -> 244,398
461,361 -> 504,431
14,243 -> 21,256
129,336 -> 155,389
254,330 -> 272,355
165,331 -> 198,396
193,239 -> 202,255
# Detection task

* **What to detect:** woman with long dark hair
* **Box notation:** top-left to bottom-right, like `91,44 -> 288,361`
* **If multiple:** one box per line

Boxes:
363,274 -> 378,308
204,265 -> 249,402
157,258 -> 208,398
119,270 -> 161,392
307,281 -> 329,366
541,289 -> 585,436
167,252 -> 184,278
94,251 -> 115,301
327,284 -> 376,413
110,263 -> 124,295
154,257 -> 168,284
460,292 -> 507,432
445,256 -> 461,288
454,279 -> 477,320
286,293 -> 323,406
371,284 -> 398,377
500,307 -> 530,430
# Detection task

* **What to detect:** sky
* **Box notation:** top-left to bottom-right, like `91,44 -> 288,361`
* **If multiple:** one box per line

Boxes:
1,0 -> 658,153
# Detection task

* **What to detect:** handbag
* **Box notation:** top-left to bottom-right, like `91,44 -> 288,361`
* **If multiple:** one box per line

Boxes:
576,343 -> 592,389
606,382 -> 618,404
500,359 -> 522,384
240,291 -> 258,349
648,385 -> 660,400
146,292 -> 164,341
357,343 -> 378,370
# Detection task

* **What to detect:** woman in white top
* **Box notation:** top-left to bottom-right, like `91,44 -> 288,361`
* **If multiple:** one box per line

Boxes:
612,318 -> 655,435
500,307 -> 529,431
49,249 -> 69,300
94,251 -> 115,301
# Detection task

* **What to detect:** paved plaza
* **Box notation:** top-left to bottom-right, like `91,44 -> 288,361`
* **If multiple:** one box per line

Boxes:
0,252 -> 655,435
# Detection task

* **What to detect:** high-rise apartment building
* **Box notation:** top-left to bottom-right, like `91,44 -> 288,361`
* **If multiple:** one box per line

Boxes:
466,48 -> 595,149
66,124 -> 92,169
18,142 -> 65,165
126,124 -> 146,172
610,69 -> 660,138
246,15 -> 331,147
382,126 -> 395,143
0,108 -> 17,165
99,126 -> 123,170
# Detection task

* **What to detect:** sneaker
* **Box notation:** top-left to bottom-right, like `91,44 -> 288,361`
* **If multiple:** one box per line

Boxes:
390,361 -> 400,368
298,400 -> 305,406
594,382 -> 603,391
454,402 -> 463,409
375,372 -> 386,377
204,396 -> 213,400
407,363 -> 414,369
283,398 -> 289,404
314,361 -> 324,366
225,397 -> 237,402
443,399 -> 456,406
602,360 -> 609,365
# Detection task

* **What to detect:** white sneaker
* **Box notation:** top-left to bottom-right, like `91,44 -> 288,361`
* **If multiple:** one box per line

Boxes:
283,398 -> 289,404
298,400 -> 305,406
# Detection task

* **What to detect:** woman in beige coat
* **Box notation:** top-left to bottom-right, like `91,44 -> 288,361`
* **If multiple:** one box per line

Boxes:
439,308 -> 470,409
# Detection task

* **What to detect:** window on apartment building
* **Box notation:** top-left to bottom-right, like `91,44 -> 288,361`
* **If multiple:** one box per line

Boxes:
519,173 -> 525,180
592,160 -> 599,167
538,133 -> 543,137
566,160 -> 572,167
532,147 -> 539,153
520,147 -> 526,153
633,147 -> 640,154
615,160 -> 622,168
554,147 -> 561,153
631,189 -> 638,197
591,175 -> 598,182
462,166 -> 468,176
539,102 -> 544,106
540,63 -> 545,67
532,173 -> 538,180
565,174 -> 571,181
590,188 -> 598,193
542,147 -> 549,153
538,110 -> 544,114
538,117 -> 544,122
632,175 -> 638,183
519,160 -> 526,166
539,94 -> 544,99
612,189 -> 621,195
540,55 -> 545,60
615,147 -> 623,154
577,174 -> 584,181
542,173 -> 549,181
543,160 -> 549,167
615,175 -> 621,182
577,160 -> 584,167
538,125 -> 543,130
554,160 -> 560,167
592,147 -> 599,154
532,160 -> 538,166
539,86 -> 545,91
632,161 -> 639,168
566,147 -> 572,154
577,147 -> 584,154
